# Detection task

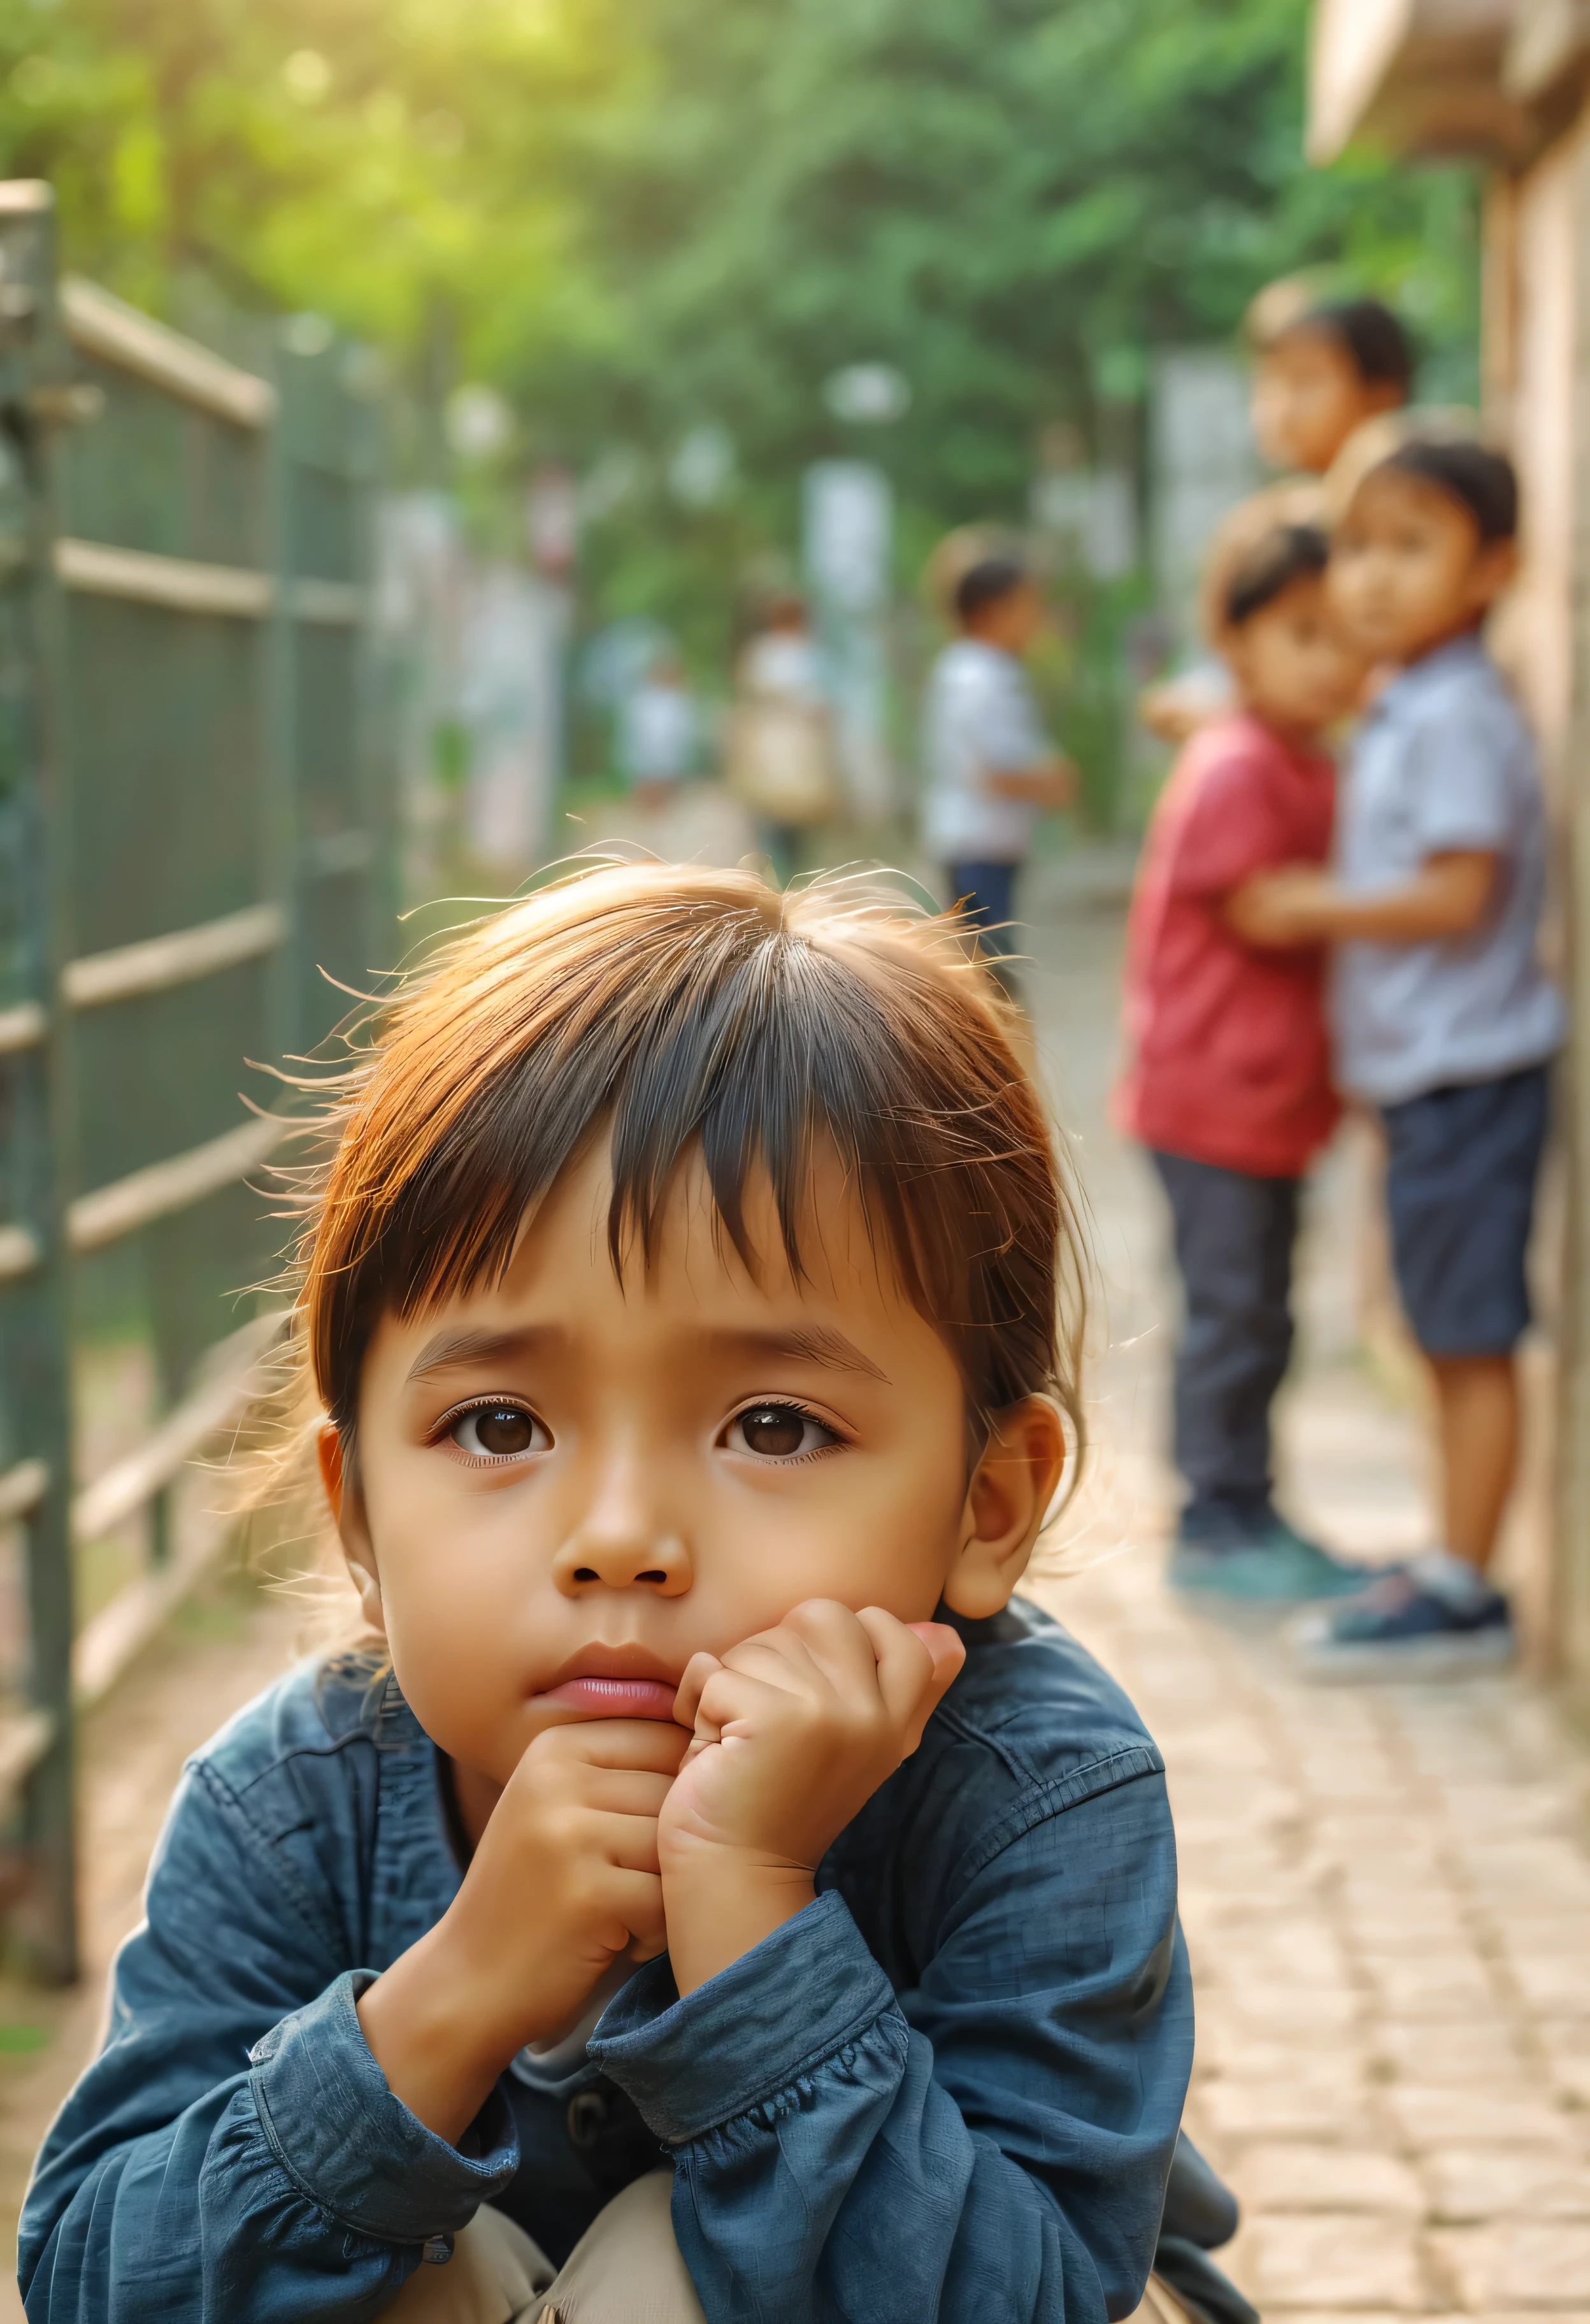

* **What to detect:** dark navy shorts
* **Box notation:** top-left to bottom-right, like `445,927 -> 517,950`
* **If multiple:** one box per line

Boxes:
1381,1063 -> 1551,1357
946,860 -> 1019,960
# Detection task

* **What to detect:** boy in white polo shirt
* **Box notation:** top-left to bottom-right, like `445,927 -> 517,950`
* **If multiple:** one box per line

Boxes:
1240,430 -> 1563,1674
923,557 -> 1077,982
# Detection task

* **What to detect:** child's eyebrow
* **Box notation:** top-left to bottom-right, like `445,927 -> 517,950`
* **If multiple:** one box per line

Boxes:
405,1326 -> 561,1385
717,1327 -> 891,1384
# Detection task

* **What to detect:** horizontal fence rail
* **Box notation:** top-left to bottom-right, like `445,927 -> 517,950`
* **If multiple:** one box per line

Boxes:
0,1460 -> 48,1524
0,1226 -> 42,1282
0,1003 -> 44,1054
54,540 -> 365,624
63,903 -> 285,1008
60,276 -> 277,428
68,1117 -> 283,1253
55,538 -> 272,618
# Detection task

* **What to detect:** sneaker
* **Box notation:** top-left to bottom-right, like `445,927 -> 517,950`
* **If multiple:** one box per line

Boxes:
1289,1567 -> 1515,1679
1168,1521 -> 1372,1603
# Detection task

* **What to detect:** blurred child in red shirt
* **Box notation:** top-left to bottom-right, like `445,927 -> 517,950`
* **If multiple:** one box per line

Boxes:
1121,504 -> 1370,1601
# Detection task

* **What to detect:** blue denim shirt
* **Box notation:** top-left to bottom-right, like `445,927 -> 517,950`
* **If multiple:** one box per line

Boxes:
20,1597 -> 1192,2323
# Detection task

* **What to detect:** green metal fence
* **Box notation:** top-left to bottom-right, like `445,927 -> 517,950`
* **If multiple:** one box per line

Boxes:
0,181 -> 391,1979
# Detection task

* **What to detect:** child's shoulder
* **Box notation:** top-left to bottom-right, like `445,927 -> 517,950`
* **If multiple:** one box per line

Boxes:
1393,640 -> 1529,750
940,1595 -> 1161,1786
1180,710 -> 1314,789
190,1651 -> 401,1805
1150,714 -> 1317,855
842,1596 -> 1167,1912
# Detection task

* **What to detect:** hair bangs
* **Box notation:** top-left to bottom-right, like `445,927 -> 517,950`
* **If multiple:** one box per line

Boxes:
299,865 -> 1079,1452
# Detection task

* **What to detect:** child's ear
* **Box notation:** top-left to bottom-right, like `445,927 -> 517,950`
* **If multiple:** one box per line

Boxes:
1473,536 -> 1519,608
942,1396 -> 1070,1620
317,1424 -> 389,1641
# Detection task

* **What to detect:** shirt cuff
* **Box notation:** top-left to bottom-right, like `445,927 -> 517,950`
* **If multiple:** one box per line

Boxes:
589,1889 -> 898,2144
248,1969 -> 519,2242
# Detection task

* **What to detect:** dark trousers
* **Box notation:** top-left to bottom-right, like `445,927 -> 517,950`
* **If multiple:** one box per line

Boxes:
1150,1148 -> 1300,1540
945,860 -> 1019,959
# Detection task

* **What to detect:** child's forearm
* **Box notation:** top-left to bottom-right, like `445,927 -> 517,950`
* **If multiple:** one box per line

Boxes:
1229,850 -> 1496,949
664,1854 -> 816,1997
356,1924 -> 526,2144
984,757 -> 1077,807
1302,857 -> 1495,943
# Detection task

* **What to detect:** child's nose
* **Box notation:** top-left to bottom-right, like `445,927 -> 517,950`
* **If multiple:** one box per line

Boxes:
553,1467 -> 692,1595
554,1526 -> 691,1593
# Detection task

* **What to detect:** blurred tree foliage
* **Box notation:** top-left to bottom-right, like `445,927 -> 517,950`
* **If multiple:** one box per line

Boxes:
0,0 -> 1477,664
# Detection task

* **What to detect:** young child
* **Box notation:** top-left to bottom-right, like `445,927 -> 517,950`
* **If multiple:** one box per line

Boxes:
1240,433 -> 1564,1673
922,556 -> 1077,978
1249,289 -> 1413,479
1120,504 -> 1370,1600
21,866 -> 1196,2321
1141,290 -> 1412,747
617,651 -> 699,808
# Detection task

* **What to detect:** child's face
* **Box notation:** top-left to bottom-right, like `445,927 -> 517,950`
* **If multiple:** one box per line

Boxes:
1328,467 -> 1516,666
1251,328 -> 1400,477
331,1142 -> 1062,1795
1224,573 -> 1364,739
968,580 -> 1045,657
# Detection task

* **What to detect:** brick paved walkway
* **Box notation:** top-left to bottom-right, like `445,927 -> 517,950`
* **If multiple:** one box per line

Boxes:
1,852 -> 1586,2316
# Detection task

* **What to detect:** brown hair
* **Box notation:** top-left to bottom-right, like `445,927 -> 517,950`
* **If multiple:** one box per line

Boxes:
289,863 -> 1084,1470
1200,480 -> 1326,653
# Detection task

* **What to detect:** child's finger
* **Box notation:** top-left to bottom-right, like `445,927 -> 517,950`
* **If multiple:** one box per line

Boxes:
692,1660 -> 797,1741
591,1807 -> 666,1876
671,1651 -> 724,1732
579,1768 -> 677,1817
908,1619 -> 968,1693
543,1719 -> 689,1775
778,1598 -> 898,1696
608,1867 -> 668,1956
856,1607 -> 963,1730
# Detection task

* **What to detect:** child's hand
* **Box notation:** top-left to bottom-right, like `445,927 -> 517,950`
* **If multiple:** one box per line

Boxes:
1224,863 -> 1335,947
356,1716 -> 686,2143
659,1600 -> 965,1995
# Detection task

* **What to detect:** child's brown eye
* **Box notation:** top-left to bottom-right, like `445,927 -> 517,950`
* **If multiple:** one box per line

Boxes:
449,1404 -> 547,1459
726,1405 -> 838,1460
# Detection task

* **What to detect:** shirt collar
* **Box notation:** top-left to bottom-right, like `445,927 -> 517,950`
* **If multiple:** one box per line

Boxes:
1373,630 -> 1487,719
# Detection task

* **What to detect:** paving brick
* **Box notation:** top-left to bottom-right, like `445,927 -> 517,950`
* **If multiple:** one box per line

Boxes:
1315,1806 -> 1445,1844
1484,1914 -> 1590,1960
1346,1906 -> 1477,1956
1361,1951 -> 1499,2018
1544,2056 -> 1590,2109
1236,2146 -> 1424,2215
1423,2150 -> 1590,2223
1506,1956 -> 1590,2019
1384,2087 -> 1582,2153
1435,1784 -> 1586,1839
1263,2314 -> 1466,2324
1456,1844 -> 1590,1911
1195,2032 -> 1375,2086
1225,2213 -> 1428,2309
1201,2079 -> 1374,2141
1218,1983 -> 1363,2036
1210,1928 -> 1356,1988
1429,2222 -> 1590,2308
1369,2019 -> 1536,2091
1459,2314 -> 1590,2323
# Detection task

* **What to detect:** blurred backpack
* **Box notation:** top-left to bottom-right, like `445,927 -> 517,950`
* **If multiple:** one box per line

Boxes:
724,698 -> 840,828
725,628 -> 842,828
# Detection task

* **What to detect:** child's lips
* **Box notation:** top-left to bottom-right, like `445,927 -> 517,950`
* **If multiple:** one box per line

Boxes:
540,1675 -> 682,1721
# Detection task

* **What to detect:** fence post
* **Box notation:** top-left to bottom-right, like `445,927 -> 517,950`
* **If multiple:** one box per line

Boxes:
0,182 -> 78,1981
